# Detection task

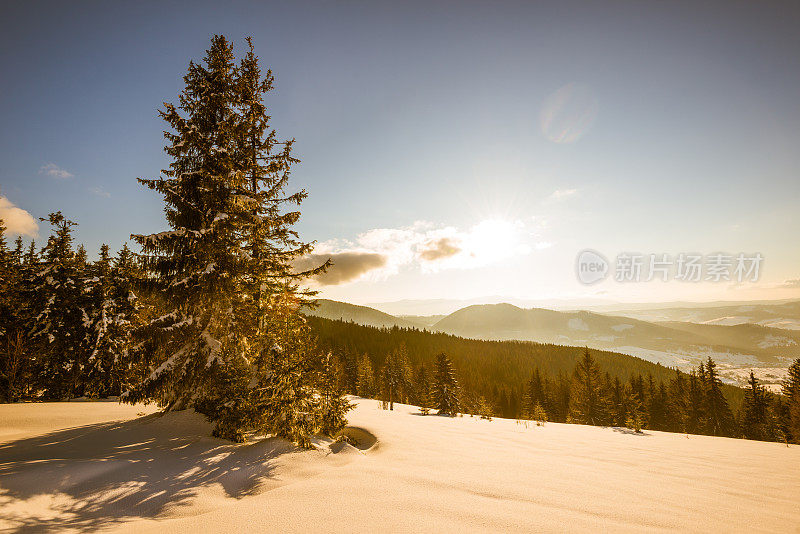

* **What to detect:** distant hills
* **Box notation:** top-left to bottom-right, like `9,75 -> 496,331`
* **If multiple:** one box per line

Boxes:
610,300 -> 800,330
308,315 -> 747,415
430,303 -> 799,365
304,298 -> 800,391
304,299 -> 416,329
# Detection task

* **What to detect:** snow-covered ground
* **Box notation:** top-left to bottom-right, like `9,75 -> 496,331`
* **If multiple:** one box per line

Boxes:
1,399 -> 799,533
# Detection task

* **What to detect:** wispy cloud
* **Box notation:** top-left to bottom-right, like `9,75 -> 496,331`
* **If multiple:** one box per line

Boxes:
540,83 -> 598,144
778,279 -> 800,289
39,163 -> 73,179
89,186 -> 111,198
0,196 -> 38,237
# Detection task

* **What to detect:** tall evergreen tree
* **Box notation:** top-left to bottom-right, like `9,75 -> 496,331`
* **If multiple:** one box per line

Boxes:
569,348 -> 605,425
625,386 -> 645,433
523,368 -> 547,419
1,234 -> 35,401
413,363 -> 432,411
741,371 -> 774,441
124,35 -> 345,444
380,345 -> 411,410
647,377 -> 669,431
685,370 -> 705,434
608,376 -> 626,426
31,212 -> 88,399
667,369 -> 688,433
0,218 -> 9,338
433,352 -> 459,416
0,219 -> 26,402
83,244 -> 140,396
781,358 -> 800,443
356,353 -> 375,397
701,357 -> 734,436
337,350 -> 358,395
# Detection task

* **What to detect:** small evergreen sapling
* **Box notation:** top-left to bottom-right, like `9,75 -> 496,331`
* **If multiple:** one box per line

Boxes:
477,396 -> 493,420
317,352 -> 353,436
532,402 -> 548,426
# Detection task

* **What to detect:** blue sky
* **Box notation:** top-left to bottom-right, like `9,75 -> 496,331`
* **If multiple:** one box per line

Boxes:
1,1 -> 799,304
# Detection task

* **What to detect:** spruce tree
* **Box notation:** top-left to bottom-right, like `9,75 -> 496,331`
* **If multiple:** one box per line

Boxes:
667,370 -> 688,433
646,377 -> 669,431
741,371 -> 774,441
317,352 -> 353,436
624,384 -> 645,432
380,345 -> 410,410
337,350 -> 358,395
460,390 -> 479,417
31,212 -> 88,399
550,371 -> 571,423
2,235 -> 35,401
532,402 -> 547,425
126,35 -> 248,412
0,219 -> 26,402
523,368 -> 546,419
414,363 -> 432,413
701,357 -> 734,436
569,348 -> 605,425
781,358 -> 800,443
609,376 -> 627,427
476,395 -> 493,420
83,244 -> 140,397
685,370 -> 705,434
124,35 -> 345,444
0,218 -> 9,338
433,352 -> 459,416
356,353 -> 375,397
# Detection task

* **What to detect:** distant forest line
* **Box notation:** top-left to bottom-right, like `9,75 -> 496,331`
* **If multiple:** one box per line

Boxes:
309,316 -> 744,410
310,317 -> 800,443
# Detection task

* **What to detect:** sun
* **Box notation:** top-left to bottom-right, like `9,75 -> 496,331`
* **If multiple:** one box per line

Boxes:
462,218 -> 529,265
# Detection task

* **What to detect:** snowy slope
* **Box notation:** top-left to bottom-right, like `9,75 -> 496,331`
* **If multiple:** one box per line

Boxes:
1,400 -> 798,533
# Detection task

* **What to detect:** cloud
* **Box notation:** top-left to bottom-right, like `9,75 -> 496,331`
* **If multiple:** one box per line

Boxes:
418,237 -> 462,261
0,196 -> 38,237
778,279 -> 800,289
301,218 -> 536,285
39,163 -> 73,179
89,186 -> 111,198
294,252 -> 388,286
540,83 -> 598,143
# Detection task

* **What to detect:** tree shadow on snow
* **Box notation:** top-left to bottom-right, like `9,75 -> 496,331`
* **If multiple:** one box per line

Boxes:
611,426 -> 652,436
0,411 -> 299,532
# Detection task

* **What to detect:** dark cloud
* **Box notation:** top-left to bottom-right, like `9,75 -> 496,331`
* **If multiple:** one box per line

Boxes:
294,252 -> 387,285
418,237 -> 461,261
